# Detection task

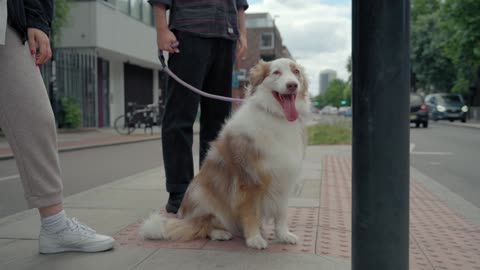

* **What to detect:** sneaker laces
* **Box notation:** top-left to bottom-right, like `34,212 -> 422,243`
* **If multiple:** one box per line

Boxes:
67,217 -> 96,235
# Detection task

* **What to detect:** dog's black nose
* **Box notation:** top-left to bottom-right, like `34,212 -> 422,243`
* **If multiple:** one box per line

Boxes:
286,82 -> 298,92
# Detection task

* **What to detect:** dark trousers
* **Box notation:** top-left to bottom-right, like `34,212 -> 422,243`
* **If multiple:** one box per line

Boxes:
162,30 -> 235,194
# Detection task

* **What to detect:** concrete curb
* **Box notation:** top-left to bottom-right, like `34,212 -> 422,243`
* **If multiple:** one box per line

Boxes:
0,127 -> 201,161
0,135 -> 161,161
433,121 -> 480,129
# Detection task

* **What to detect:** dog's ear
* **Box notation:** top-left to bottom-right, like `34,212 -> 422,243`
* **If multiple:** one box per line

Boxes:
248,60 -> 270,90
298,64 -> 309,96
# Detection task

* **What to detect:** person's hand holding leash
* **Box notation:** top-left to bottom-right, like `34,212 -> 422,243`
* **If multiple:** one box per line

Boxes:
153,4 -> 180,54
27,28 -> 52,65
157,28 -> 180,54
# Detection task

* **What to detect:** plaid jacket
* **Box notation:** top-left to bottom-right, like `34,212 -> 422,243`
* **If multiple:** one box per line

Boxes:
149,0 -> 249,40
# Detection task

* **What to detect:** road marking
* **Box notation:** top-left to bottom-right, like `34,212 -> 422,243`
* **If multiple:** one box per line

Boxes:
410,144 -> 416,153
411,152 -> 453,155
429,162 -> 441,165
0,174 -> 20,182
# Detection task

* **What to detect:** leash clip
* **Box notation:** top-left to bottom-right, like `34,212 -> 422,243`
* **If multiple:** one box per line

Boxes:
158,42 -> 179,70
158,50 -> 167,70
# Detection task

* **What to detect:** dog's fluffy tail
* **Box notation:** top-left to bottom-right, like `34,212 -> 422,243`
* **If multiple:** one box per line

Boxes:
139,212 -> 211,241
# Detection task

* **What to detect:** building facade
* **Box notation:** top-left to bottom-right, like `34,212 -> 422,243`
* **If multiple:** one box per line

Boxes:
41,0 -> 163,127
41,6 -> 293,126
232,12 -> 292,107
319,69 -> 337,94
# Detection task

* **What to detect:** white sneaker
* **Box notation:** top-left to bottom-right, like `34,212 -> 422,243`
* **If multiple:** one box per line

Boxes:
39,217 -> 115,254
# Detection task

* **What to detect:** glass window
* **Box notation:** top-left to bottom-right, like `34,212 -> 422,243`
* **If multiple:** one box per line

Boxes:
142,0 -> 153,25
130,0 -> 142,20
260,32 -> 274,49
117,0 -> 129,14
438,94 -> 463,105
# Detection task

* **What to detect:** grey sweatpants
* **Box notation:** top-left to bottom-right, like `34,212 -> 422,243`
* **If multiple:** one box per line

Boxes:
0,26 -> 63,208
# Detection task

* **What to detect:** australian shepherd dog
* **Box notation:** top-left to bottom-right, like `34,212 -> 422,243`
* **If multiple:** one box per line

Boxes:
139,58 -> 310,249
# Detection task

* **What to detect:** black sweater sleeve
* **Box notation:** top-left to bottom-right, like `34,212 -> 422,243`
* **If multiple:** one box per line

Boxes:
24,0 -> 54,36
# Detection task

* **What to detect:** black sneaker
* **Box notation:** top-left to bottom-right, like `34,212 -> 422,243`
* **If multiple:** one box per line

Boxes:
165,193 -> 184,214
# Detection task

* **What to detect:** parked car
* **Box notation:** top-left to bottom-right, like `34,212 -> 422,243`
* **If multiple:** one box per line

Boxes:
320,106 -> 338,115
425,93 -> 468,122
338,106 -> 351,116
410,93 -> 429,128
344,107 -> 352,117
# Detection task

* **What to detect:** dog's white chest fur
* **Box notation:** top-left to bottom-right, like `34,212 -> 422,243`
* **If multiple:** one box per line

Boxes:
222,102 -> 306,213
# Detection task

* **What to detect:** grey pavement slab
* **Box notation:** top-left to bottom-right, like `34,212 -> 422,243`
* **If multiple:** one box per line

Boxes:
133,248 -> 350,270
64,186 -> 166,211
107,168 -> 165,191
0,240 -> 155,270
288,198 -> 320,208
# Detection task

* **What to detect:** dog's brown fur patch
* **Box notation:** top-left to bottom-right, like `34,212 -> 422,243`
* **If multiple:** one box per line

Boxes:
173,133 -> 271,240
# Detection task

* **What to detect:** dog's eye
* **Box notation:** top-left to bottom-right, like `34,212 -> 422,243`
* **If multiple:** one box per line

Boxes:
273,70 -> 282,75
293,69 -> 300,75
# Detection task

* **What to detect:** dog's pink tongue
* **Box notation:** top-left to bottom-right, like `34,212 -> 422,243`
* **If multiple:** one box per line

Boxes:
281,95 -> 299,122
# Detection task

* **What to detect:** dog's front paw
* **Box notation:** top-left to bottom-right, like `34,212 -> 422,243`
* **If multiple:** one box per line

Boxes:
209,229 -> 233,241
277,231 -> 298,244
246,234 -> 268,249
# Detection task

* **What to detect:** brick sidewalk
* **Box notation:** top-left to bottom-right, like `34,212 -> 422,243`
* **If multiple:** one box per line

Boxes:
112,155 -> 480,270
1,148 -> 479,270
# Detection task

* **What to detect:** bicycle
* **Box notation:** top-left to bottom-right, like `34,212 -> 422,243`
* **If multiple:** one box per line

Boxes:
114,101 -> 164,135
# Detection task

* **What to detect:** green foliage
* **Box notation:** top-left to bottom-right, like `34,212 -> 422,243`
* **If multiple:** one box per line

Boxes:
410,10 -> 455,92
307,121 -> 352,145
59,96 -> 81,128
410,0 -> 480,96
324,79 -> 346,107
440,0 -> 480,94
52,0 -> 71,46
313,79 -> 350,108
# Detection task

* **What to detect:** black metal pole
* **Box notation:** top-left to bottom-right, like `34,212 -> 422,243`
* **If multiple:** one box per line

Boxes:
352,1 -> 410,270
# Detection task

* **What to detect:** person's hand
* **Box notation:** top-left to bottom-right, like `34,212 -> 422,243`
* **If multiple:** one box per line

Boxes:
157,28 -> 180,53
27,28 -> 52,65
236,32 -> 247,61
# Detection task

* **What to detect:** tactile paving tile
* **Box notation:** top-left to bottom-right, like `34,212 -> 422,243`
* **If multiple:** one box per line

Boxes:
318,207 -> 351,231
410,179 -> 441,201
114,207 -> 319,254
410,238 -> 435,270
416,241 -> 480,270
115,221 -> 208,249
320,156 -> 480,270
316,227 -> 350,258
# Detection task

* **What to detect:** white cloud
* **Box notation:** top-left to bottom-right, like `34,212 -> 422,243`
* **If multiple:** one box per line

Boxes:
247,0 -> 352,96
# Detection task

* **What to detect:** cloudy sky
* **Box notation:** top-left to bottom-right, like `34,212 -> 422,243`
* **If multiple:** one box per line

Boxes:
246,0 -> 352,96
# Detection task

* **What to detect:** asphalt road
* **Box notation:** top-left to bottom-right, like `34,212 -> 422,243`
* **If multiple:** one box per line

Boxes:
0,139 -> 199,219
410,122 -> 480,207
1,122 -> 478,218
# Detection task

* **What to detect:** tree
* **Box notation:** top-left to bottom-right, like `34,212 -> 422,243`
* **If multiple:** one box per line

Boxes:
52,0 -> 71,47
410,0 -> 455,93
313,79 -> 350,108
440,0 -> 480,96
410,11 -> 455,93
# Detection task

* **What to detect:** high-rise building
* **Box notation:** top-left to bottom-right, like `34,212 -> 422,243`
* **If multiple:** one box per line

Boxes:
319,69 -> 337,94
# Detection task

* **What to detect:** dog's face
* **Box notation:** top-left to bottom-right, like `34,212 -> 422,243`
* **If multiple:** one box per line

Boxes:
247,58 -> 310,122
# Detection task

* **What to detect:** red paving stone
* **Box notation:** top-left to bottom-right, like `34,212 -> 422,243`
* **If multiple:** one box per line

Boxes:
114,155 -> 480,269
115,208 -> 319,254
319,156 -> 480,270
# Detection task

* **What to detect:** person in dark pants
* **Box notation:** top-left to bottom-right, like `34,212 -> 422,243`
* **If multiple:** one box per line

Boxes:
149,0 -> 248,213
